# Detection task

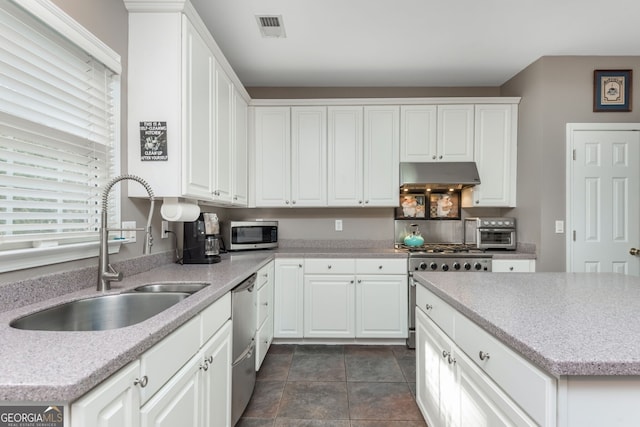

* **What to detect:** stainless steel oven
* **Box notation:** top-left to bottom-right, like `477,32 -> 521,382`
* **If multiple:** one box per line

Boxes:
401,243 -> 493,348
464,217 -> 517,250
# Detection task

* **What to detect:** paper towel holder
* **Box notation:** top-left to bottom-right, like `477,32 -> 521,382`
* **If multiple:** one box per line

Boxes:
160,197 -> 201,222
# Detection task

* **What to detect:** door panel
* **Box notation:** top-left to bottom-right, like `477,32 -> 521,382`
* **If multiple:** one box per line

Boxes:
570,129 -> 640,275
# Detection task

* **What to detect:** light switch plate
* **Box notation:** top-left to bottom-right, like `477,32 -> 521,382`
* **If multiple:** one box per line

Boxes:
555,220 -> 564,234
161,221 -> 169,238
335,219 -> 343,231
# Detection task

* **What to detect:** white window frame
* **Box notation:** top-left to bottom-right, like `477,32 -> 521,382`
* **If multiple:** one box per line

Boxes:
0,0 -> 123,273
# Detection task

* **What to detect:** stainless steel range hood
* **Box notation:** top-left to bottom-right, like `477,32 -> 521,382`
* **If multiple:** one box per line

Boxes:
400,162 -> 481,191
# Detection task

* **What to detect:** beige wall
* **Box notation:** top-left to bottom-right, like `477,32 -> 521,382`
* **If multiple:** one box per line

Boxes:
502,56 -> 640,271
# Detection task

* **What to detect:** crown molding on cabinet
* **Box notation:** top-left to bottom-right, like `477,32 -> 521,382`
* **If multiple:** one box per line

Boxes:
249,97 -> 522,107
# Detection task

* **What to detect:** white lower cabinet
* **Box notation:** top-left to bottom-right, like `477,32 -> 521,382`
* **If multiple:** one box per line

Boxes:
256,260 -> 275,370
71,360 -> 142,427
71,293 -> 232,427
299,258 -> 407,339
416,284 -> 555,427
492,259 -> 536,272
273,258 -> 305,338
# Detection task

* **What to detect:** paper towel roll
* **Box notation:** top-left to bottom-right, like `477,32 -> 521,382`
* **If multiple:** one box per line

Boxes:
161,201 -> 200,222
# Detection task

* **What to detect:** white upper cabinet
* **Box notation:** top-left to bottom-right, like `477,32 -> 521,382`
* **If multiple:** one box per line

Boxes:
436,104 -> 475,162
254,107 -> 291,206
400,105 -> 437,162
126,6 -> 250,205
291,107 -> 327,206
463,104 -> 518,207
327,106 -> 363,206
254,106 -> 327,207
232,89 -> 248,206
328,106 -> 399,207
401,104 -> 473,162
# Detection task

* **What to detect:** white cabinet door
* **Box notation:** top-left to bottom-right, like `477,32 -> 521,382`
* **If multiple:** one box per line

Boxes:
328,106 -> 363,206
492,259 -> 536,272
255,107 -> 291,206
182,19 -> 214,200
201,321 -> 233,427
437,104 -> 474,162
304,275 -> 355,338
140,356 -> 201,427
355,274 -> 407,338
401,105 -> 437,162
291,106 -> 327,206
468,104 -> 517,207
416,308 -> 458,427
232,89 -> 248,206
213,63 -> 234,203
363,106 -> 400,206
274,258 -> 304,338
71,361 -> 141,427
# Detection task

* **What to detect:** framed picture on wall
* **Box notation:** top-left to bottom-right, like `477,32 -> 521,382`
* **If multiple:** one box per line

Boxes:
428,192 -> 461,220
594,69 -> 632,112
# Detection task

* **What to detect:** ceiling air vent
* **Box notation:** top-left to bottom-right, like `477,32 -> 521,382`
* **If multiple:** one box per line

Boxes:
256,15 -> 286,38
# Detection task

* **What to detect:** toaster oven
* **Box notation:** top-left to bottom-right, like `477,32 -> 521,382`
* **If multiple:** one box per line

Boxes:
464,217 -> 517,250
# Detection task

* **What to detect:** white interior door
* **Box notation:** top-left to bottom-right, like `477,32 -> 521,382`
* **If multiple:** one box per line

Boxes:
568,126 -> 640,275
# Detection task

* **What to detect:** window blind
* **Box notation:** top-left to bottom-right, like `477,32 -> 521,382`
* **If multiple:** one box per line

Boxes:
0,0 -> 119,250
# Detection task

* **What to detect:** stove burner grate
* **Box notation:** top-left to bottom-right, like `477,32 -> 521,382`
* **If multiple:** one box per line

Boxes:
396,243 -> 484,254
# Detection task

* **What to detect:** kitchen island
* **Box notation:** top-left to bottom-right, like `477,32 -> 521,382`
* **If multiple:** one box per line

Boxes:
414,271 -> 640,427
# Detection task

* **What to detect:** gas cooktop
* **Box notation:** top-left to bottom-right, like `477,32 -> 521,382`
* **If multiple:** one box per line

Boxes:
397,243 -> 492,272
395,243 -> 485,254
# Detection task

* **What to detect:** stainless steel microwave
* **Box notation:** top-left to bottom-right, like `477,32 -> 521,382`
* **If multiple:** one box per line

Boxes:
464,217 -> 517,250
222,221 -> 278,251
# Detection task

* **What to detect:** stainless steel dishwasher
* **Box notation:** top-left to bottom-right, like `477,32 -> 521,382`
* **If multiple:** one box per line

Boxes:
231,273 -> 257,426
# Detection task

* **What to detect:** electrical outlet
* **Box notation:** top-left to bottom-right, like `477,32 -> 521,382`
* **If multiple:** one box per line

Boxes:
335,219 -> 343,231
161,220 -> 169,238
121,221 -> 136,243
555,220 -> 564,234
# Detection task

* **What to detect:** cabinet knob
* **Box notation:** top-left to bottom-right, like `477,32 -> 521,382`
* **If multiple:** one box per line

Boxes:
350,280 -> 354,284
285,200 -> 290,204
378,265 -> 383,270
298,264 -> 302,268
475,200 -> 480,204
365,200 -> 369,204
479,351 -> 491,361
134,376 -> 148,388
358,200 -> 363,204
327,265 -> 332,269
425,303 -> 433,311
263,301 -> 269,306
292,200 -> 296,204
448,355 -> 456,365
509,266 -> 514,271
200,361 -> 209,371
357,279 -> 362,283
439,155 -> 443,159
442,350 -> 450,359
432,155 -> 437,160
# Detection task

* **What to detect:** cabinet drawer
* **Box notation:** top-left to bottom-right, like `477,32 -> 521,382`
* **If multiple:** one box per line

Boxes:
139,315 -> 200,404
257,261 -> 274,289
356,258 -> 407,274
256,316 -> 273,371
492,259 -> 536,272
416,284 -> 454,338
305,258 -> 355,274
256,280 -> 272,328
454,312 -> 555,426
201,292 -> 231,345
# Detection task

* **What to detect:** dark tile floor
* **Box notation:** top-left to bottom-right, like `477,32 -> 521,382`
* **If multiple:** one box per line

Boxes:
237,344 -> 427,427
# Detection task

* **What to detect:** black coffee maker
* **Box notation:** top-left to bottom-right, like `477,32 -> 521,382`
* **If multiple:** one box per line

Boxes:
183,213 -> 221,264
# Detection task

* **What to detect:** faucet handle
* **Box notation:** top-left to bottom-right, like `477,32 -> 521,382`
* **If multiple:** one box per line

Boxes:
103,265 -> 123,282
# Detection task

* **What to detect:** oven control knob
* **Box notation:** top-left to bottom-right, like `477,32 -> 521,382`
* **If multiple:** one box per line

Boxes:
474,262 -> 483,270
418,262 -> 427,271
464,262 -> 471,270
429,262 -> 438,270
452,262 -> 461,270
441,264 -> 449,271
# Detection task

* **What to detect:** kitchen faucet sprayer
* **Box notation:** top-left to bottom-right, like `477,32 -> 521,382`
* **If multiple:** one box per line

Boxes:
98,174 -> 155,292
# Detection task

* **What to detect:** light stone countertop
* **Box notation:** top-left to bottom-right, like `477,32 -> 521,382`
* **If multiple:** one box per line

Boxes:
0,251 -> 273,402
414,272 -> 640,376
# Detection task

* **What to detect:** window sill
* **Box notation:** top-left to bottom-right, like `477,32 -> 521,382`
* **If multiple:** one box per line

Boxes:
0,240 -> 125,273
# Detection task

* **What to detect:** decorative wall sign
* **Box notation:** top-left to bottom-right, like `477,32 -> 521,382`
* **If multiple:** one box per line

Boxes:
140,121 -> 168,161
594,70 -> 632,112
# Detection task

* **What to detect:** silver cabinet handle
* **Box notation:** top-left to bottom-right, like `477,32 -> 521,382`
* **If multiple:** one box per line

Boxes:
134,376 -> 148,388
479,351 -> 491,361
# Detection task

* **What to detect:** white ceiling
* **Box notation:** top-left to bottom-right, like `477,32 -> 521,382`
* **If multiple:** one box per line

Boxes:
190,0 -> 640,87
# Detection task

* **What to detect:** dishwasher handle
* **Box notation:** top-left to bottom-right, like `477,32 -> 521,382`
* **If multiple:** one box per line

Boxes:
233,273 -> 257,293
232,338 -> 256,367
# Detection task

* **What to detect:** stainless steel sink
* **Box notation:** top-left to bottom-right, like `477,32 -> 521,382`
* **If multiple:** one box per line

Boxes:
10,292 -> 190,331
133,282 -> 209,294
